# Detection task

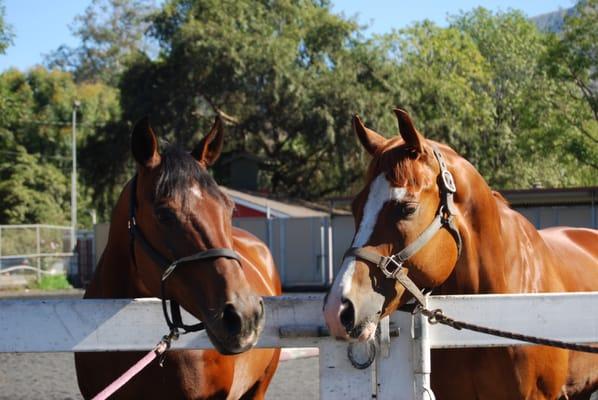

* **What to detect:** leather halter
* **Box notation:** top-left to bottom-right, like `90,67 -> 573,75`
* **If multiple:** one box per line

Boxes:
344,146 -> 462,306
128,174 -> 241,334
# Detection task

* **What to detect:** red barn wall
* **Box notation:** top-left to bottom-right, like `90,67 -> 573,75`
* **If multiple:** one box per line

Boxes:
232,204 -> 266,218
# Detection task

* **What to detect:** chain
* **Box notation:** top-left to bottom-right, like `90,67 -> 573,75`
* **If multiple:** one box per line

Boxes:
419,308 -> 598,354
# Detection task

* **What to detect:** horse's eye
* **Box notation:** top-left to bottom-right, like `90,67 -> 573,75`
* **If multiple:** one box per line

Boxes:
403,203 -> 418,215
155,207 -> 177,224
396,202 -> 418,219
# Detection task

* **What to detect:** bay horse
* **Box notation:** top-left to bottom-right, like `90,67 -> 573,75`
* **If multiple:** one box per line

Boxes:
323,108 -> 598,399
75,117 -> 282,399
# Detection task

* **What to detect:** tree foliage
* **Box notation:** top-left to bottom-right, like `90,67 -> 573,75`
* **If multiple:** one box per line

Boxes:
379,8 -> 596,188
45,0 -> 156,85
0,148 -> 69,224
84,0 -> 401,205
79,1 -> 597,219
2,1 -> 597,225
0,0 -> 13,54
448,8 -> 581,187
379,21 -> 494,171
0,67 -> 120,225
544,0 -> 598,172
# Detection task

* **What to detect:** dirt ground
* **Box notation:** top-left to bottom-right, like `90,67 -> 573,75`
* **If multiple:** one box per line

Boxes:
0,352 -> 319,400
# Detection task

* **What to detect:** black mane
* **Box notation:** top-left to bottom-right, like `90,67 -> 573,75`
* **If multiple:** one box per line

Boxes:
154,144 -> 231,208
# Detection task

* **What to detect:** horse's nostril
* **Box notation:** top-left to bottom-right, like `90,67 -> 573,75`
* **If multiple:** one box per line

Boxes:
339,297 -> 355,332
222,304 -> 243,337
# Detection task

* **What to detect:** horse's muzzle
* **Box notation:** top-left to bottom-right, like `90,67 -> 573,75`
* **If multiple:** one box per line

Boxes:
206,295 -> 265,354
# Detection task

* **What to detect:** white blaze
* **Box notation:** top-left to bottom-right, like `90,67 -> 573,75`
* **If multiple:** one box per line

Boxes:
189,186 -> 203,200
332,174 -> 407,299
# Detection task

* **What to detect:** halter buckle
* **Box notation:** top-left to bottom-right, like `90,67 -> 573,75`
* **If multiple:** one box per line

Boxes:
441,170 -> 457,193
162,262 -> 178,281
127,216 -> 136,232
379,256 -> 403,279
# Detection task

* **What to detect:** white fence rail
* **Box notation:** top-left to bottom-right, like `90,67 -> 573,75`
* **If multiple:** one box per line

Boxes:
0,293 -> 597,399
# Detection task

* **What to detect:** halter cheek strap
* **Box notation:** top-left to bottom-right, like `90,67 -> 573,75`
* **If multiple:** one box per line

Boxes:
346,145 -> 462,307
128,174 -> 241,334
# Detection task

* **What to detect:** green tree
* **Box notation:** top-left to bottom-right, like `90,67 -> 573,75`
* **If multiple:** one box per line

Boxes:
0,67 -> 120,225
84,0 -> 400,209
0,148 -> 69,224
45,0 -> 156,85
63,1 -> 597,218
544,0 -> 598,173
379,21 -> 494,168
0,0 -> 13,54
449,8 -> 595,187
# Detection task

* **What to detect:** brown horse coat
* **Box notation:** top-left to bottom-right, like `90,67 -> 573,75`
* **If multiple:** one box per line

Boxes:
75,118 -> 281,399
324,109 -> 598,399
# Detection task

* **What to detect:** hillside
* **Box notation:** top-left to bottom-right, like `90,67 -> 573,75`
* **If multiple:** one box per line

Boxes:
531,6 -> 575,32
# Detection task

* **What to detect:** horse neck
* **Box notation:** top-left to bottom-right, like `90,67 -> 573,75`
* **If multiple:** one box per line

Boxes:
85,182 -> 152,299
440,163 -> 552,295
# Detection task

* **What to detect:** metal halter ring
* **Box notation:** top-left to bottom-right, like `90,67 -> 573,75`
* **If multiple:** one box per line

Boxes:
426,309 -> 444,325
441,170 -> 457,193
378,256 -> 403,279
347,341 -> 377,370
158,329 -> 180,367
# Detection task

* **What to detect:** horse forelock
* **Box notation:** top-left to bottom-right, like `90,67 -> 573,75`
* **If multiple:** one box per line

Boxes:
154,144 -> 233,210
366,144 -> 433,190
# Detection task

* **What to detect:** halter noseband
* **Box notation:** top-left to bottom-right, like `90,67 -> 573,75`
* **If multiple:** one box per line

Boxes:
128,174 -> 241,334
345,146 -> 462,306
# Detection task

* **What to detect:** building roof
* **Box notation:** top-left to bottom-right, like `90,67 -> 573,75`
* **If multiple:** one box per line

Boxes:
327,186 -> 598,208
501,186 -> 598,206
221,187 -> 329,218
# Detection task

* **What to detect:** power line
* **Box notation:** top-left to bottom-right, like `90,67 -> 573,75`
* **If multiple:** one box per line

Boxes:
16,119 -> 108,128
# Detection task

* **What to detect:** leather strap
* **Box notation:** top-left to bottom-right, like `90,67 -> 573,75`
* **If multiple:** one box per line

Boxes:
162,248 -> 240,280
128,174 -> 241,334
345,247 -> 427,305
345,146 -> 462,308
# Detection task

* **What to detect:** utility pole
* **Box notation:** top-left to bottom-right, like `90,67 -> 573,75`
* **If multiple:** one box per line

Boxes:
71,100 -> 80,250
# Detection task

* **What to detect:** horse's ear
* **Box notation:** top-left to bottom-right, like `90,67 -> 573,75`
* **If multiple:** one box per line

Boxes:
191,116 -> 224,167
131,117 -> 160,168
393,108 -> 424,153
353,114 -> 385,156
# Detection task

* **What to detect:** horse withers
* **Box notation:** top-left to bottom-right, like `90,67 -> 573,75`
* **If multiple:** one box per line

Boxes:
323,108 -> 598,399
75,117 -> 282,399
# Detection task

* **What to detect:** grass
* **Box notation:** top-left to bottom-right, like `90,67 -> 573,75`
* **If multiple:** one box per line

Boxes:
30,274 -> 73,290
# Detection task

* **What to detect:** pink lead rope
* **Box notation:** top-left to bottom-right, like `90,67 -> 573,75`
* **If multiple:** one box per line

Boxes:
91,332 -> 177,400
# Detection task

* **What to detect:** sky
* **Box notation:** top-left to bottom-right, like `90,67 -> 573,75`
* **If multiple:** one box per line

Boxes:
0,0 -> 575,72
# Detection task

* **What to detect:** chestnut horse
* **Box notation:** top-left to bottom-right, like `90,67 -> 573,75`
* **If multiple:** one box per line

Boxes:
75,117 -> 281,399
323,109 -> 598,399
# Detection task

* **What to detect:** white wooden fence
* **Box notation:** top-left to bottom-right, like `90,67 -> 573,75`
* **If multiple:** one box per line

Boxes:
0,292 -> 596,399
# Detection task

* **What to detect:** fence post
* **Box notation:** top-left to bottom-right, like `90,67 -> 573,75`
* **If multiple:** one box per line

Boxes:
277,218 -> 286,284
413,300 -> 435,400
35,225 -> 41,282
319,341 -> 374,400
0,225 -> 3,269
377,312 -> 417,399
326,216 -> 333,286
318,218 -> 326,285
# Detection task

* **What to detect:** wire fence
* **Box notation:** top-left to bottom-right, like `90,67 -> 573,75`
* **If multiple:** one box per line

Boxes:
0,225 -> 75,285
